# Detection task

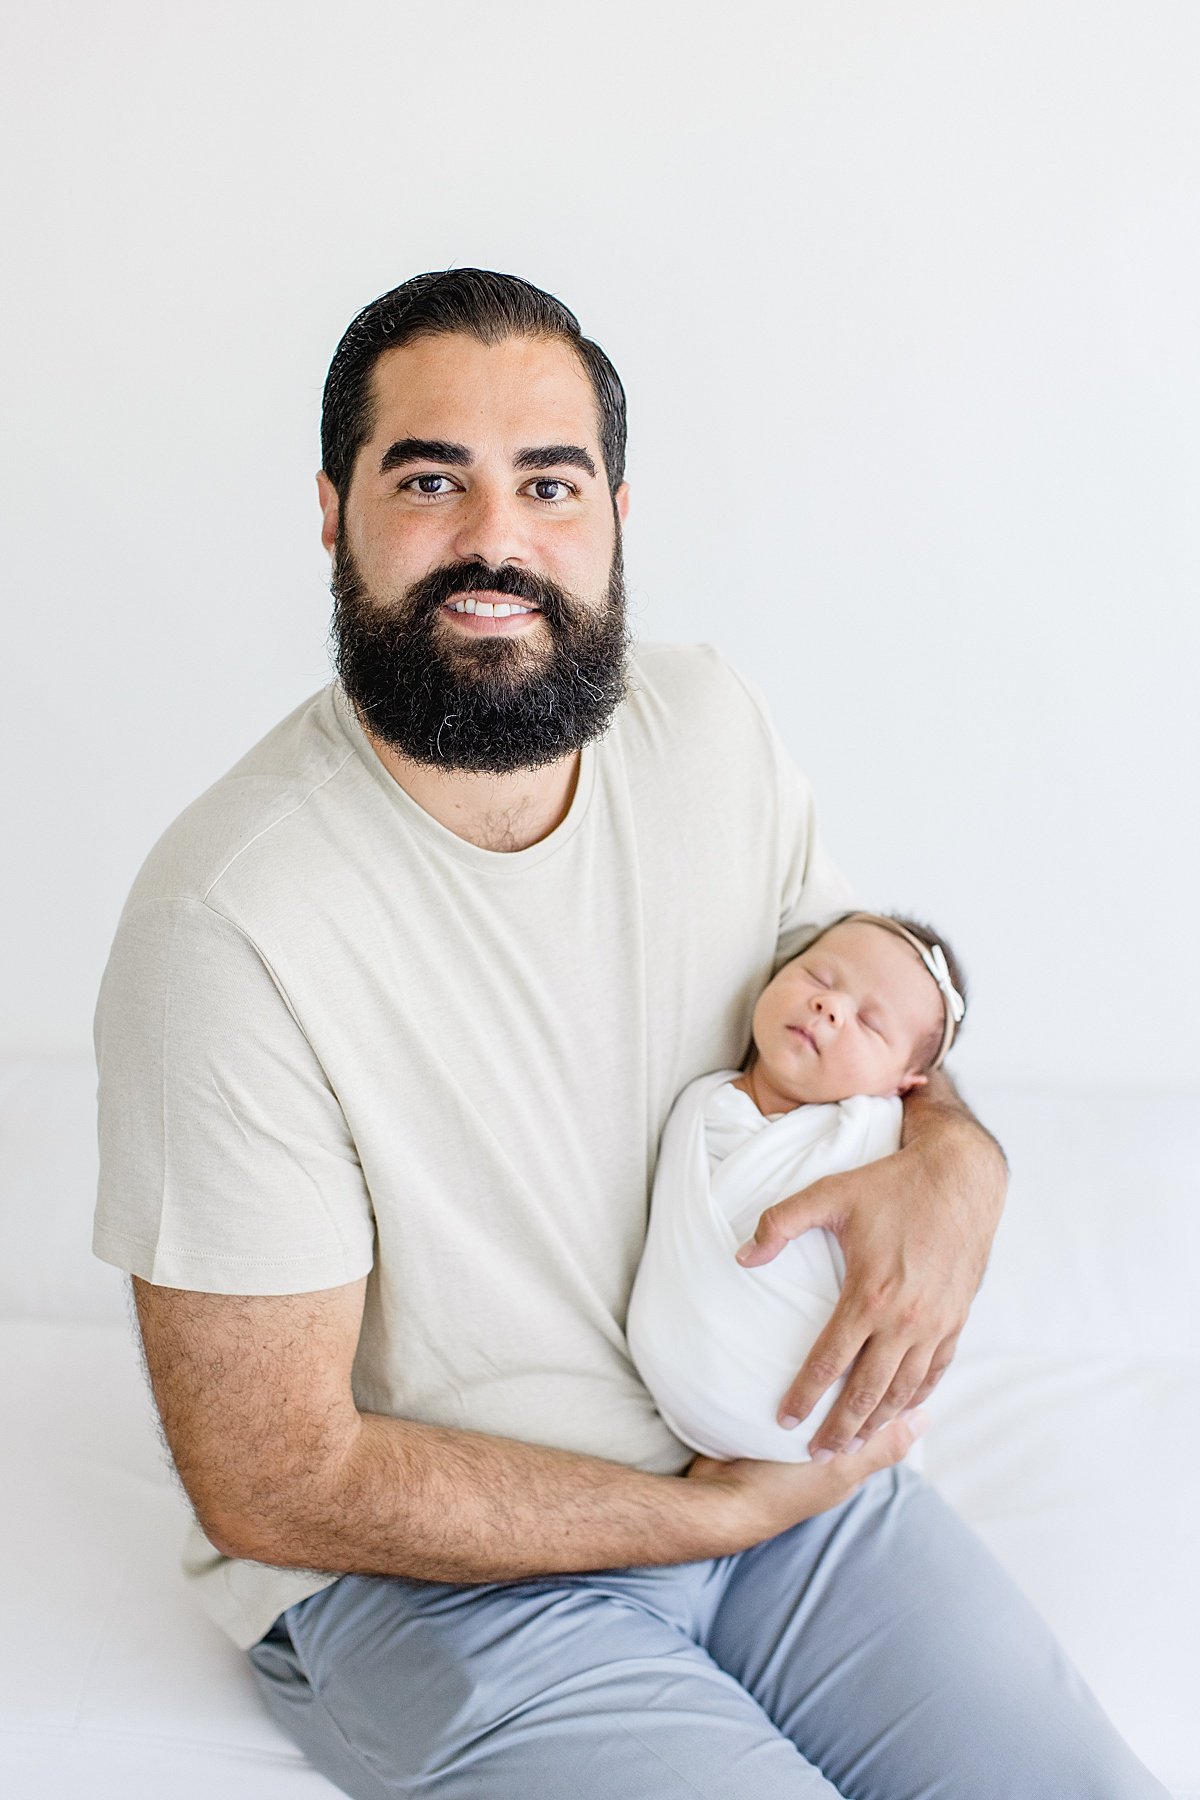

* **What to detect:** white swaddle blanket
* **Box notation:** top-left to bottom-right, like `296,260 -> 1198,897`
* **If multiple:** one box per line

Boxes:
627,1070 -> 902,1462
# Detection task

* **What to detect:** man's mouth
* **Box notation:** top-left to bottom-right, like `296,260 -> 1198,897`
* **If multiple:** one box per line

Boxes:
441,590 -> 542,630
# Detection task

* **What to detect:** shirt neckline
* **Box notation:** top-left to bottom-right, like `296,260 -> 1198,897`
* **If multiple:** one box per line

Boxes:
329,681 -> 599,869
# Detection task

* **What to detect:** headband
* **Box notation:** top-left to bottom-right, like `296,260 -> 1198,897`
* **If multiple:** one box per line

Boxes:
836,912 -> 966,1071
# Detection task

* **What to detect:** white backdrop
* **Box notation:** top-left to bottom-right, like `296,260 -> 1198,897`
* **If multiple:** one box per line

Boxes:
3,0 -> 1198,1090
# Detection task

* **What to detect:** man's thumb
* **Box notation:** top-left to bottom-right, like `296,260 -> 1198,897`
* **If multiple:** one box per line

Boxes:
735,1185 -> 830,1267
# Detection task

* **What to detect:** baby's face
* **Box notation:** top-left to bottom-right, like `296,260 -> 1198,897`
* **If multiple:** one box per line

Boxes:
750,920 -> 944,1106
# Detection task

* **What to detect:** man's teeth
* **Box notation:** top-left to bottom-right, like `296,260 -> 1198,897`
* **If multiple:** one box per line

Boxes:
449,598 -> 536,618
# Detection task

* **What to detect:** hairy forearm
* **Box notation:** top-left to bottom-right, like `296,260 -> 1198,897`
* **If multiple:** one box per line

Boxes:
137,1277 -> 921,1583
901,1068 -> 1007,1178
894,1069 -> 1009,1295
133,1277 -> 750,1584
220,1411 -> 730,1580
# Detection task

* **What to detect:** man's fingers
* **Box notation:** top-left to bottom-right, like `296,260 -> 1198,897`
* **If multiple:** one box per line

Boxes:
799,1335 -> 917,1457
903,1331 -> 961,1410
736,1198 -> 823,1268
815,1326 -> 962,1449
835,1409 -> 928,1484
851,1343 -> 935,1439
776,1311 -> 869,1429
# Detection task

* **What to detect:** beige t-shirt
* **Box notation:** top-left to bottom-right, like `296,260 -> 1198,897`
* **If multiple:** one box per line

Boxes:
93,641 -> 854,1649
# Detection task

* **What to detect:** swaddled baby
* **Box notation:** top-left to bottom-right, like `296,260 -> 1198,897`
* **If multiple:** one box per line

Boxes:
626,911 -> 968,1463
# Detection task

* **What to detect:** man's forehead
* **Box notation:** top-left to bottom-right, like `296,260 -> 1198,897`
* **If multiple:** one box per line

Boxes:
366,332 -> 599,445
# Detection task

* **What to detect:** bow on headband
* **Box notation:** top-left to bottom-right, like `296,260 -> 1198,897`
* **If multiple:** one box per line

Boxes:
838,913 -> 966,1069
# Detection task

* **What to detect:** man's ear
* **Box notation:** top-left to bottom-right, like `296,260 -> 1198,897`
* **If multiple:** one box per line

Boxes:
897,1072 -> 929,1097
316,471 -> 340,557
615,480 -> 630,525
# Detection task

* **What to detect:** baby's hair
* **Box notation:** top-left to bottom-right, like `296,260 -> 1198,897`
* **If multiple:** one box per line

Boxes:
821,911 -> 969,1074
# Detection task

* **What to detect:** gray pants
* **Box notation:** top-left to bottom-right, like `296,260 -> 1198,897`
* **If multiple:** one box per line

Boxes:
248,1465 -> 1167,1798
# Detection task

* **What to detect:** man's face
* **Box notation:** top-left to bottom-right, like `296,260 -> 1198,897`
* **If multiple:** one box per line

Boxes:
751,921 -> 942,1104
320,332 -> 631,773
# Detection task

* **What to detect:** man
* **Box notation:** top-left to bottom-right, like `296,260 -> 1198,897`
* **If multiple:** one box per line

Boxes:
94,269 -> 1165,1798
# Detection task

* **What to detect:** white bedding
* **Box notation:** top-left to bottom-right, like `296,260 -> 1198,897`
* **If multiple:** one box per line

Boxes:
626,1070 -> 901,1461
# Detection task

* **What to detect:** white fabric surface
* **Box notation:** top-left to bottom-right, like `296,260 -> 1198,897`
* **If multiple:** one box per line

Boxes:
2,1058 -> 1197,1796
627,1072 -> 900,1460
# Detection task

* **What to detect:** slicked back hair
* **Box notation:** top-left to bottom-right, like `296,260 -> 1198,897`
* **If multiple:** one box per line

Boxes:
320,268 -> 628,505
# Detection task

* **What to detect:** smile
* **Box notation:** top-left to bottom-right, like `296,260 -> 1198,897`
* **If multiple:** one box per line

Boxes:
446,595 -> 539,618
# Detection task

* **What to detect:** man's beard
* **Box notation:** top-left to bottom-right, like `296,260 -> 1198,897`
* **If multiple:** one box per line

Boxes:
329,525 -> 631,774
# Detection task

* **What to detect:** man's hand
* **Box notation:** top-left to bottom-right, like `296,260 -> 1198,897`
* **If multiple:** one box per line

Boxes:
734,1075 -> 1007,1457
685,1410 -> 927,1546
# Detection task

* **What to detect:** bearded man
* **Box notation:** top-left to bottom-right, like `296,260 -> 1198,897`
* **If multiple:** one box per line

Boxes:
93,269 -> 1166,1799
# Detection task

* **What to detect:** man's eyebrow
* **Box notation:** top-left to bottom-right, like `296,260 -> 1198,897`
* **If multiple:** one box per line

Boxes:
379,438 -> 471,474
512,444 -> 598,478
378,439 -> 598,479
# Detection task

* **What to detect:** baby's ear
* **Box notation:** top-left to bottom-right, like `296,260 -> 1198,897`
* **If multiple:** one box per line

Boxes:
896,1072 -> 929,1097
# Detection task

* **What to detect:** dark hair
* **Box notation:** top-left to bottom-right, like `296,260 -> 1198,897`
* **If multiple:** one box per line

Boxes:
320,268 -> 628,503
822,911 -> 969,1074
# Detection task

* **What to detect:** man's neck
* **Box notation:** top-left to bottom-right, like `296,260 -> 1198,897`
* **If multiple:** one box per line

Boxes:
364,729 -> 581,852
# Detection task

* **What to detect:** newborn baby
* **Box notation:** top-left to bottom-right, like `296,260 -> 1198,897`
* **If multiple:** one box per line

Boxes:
626,911 -> 967,1462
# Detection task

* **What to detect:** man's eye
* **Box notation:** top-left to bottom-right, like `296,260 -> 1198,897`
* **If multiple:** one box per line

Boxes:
402,474 -> 457,498
525,478 -> 573,504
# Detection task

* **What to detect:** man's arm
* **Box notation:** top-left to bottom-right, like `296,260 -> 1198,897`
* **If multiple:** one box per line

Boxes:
734,1069 -> 1007,1457
131,1275 -> 923,1580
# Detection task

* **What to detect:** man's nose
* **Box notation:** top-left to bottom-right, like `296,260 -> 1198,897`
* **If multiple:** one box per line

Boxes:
450,485 -> 533,571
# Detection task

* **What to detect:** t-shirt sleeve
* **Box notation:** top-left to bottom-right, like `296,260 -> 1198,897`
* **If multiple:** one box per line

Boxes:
93,896 -> 376,1294
722,660 -> 858,970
